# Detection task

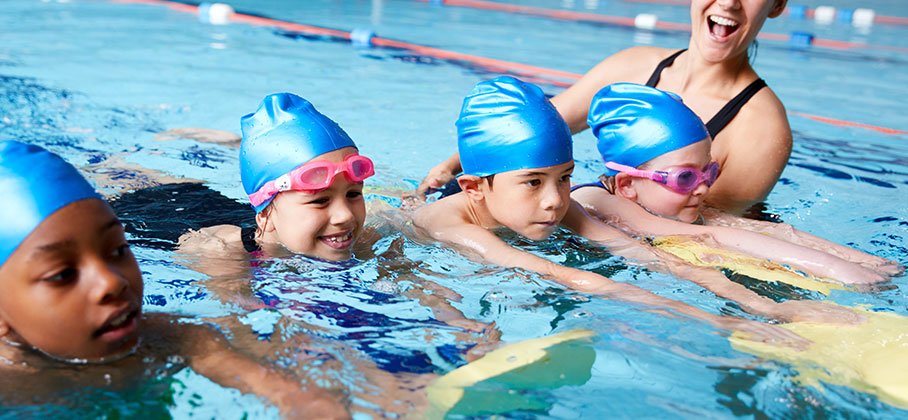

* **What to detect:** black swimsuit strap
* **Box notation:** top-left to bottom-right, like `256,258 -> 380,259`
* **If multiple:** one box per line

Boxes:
241,226 -> 261,253
645,49 -> 686,87
644,49 -> 768,137
704,78 -> 766,138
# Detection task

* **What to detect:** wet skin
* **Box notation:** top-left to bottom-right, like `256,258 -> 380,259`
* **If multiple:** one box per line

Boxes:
257,147 -> 367,261
0,198 -> 143,361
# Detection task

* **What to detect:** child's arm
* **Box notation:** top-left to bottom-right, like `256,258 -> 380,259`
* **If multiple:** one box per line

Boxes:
176,321 -> 350,418
586,194 -> 888,285
422,218 -> 806,345
701,208 -> 904,277
562,202 -> 864,325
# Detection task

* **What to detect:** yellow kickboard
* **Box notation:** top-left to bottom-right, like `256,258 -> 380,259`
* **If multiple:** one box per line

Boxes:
652,235 -> 849,295
427,329 -> 596,418
731,308 -> 908,409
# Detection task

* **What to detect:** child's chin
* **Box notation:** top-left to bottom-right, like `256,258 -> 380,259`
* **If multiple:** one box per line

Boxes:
676,210 -> 701,224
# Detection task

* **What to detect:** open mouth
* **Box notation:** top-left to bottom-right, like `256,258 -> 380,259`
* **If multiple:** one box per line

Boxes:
708,15 -> 740,39
319,231 -> 354,250
94,309 -> 139,341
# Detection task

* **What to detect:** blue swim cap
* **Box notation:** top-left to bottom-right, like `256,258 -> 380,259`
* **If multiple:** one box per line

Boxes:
0,140 -> 101,267
240,93 -> 356,213
457,76 -> 572,177
588,83 -> 709,176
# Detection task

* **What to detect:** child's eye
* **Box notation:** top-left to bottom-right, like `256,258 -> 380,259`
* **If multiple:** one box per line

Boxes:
111,244 -> 132,258
42,267 -> 77,284
307,197 -> 331,205
524,179 -> 541,187
560,174 -> 572,183
347,191 -> 363,199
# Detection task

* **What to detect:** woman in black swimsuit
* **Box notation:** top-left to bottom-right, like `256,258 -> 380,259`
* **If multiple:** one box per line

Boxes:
418,0 -> 791,214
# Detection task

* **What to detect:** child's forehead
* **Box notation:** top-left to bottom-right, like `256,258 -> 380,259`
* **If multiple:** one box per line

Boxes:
497,161 -> 576,177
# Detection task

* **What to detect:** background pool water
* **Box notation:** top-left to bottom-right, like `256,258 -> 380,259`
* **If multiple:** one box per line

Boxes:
1,0 -> 906,417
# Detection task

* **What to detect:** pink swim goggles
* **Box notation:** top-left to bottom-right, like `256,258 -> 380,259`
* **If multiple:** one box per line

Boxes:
248,153 -> 375,207
605,161 -> 719,194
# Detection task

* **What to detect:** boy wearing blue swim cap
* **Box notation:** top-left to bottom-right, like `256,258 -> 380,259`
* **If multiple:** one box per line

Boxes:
0,141 -> 346,416
571,83 -> 900,296
410,77 -> 820,338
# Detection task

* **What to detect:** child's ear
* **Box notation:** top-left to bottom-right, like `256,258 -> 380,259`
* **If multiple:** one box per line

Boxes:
255,205 -> 276,233
457,175 -> 486,202
614,173 -> 638,201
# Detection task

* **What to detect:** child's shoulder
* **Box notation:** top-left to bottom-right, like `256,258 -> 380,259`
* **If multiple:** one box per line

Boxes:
178,224 -> 244,252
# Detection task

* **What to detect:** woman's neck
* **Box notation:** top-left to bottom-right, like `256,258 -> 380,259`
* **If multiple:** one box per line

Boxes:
676,43 -> 754,95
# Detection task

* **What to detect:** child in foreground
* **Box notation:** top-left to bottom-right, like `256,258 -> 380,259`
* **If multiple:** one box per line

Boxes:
570,83 -> 901,288
0,140 -> 346,417
409,76 -> 811,340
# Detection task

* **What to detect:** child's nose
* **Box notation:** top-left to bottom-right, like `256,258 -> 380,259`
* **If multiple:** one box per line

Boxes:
540,185 -> 565,211
329,201 -> 355,226
89,261 -> 129,304
692,180 -> 710,197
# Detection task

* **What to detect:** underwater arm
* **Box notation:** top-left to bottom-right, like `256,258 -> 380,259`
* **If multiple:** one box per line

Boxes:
430,220 -> 804,341
563,202 -> 862,324
182,323 -> 350,419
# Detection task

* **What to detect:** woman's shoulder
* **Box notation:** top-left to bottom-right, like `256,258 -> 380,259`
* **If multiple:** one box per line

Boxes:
727,84 -> 791,144
594,46 -> 682,83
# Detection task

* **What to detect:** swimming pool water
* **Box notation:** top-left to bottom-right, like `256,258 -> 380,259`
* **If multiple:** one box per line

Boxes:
1,0 -> 907,417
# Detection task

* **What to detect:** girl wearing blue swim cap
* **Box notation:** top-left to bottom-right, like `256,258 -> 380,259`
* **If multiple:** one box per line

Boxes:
0,141 -> 347,417
181,93 -> 374,263
571,84 -> 901,291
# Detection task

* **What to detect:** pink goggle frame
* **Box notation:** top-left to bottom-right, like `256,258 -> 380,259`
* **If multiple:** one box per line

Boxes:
605,161 -> 719,194
249,154 -> 375,207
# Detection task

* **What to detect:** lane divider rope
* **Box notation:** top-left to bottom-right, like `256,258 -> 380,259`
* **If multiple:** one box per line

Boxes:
112,0 -> 907,136
424,0 -> 908,53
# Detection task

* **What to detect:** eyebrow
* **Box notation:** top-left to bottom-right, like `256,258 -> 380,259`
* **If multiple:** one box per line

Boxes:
516,165 -> 575,178
28,218 -> 123,260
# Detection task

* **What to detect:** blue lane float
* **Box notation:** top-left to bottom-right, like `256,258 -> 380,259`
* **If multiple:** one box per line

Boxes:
789,31 -> 815,48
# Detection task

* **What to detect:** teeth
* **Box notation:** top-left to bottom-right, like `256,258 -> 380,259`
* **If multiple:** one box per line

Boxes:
110,312 -> 129,327
324,232 -> 353,243
710,15 -> 738,27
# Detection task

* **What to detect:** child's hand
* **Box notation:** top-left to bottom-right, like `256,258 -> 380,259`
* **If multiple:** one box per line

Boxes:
832,260 -> 887,285
771,300 -> 865,325
716,318 -> 810,350
861,258 -> 905,278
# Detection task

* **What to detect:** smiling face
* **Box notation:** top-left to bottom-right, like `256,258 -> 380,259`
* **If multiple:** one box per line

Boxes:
257,147 -> 367,261
477,161 -> 574,241
0,199 -> 143,361
616,140 -> 712,223
690,0 -> 787,63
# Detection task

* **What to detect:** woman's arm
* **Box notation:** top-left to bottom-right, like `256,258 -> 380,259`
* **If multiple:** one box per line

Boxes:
415,152 -> 462,197
705,90 -> 791,212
